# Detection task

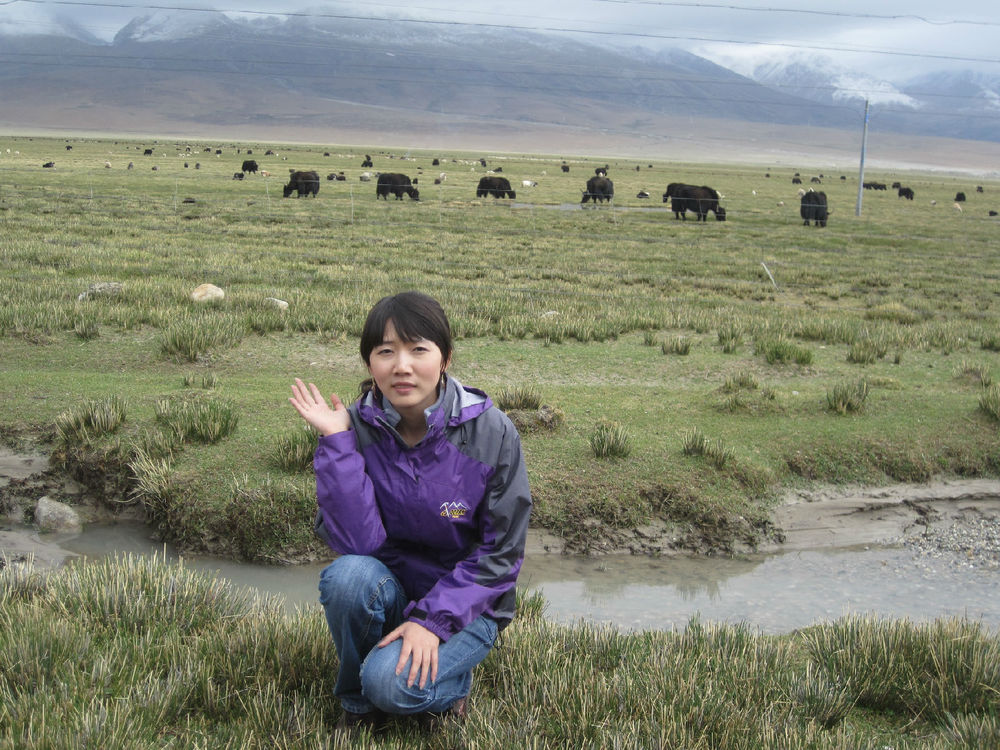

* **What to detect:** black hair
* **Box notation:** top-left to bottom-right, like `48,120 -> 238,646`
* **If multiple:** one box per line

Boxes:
358,291 -> 453,396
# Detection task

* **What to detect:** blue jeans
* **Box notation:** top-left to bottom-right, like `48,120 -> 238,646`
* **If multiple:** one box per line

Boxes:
318,554 -> 498,715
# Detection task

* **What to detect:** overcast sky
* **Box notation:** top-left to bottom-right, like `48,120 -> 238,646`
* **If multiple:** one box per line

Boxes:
2,0 -> 998,80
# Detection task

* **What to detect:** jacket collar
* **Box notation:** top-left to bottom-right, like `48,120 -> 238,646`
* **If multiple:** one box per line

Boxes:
358,374 -> 492,433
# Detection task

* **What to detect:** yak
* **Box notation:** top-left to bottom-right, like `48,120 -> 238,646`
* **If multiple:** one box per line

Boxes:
662,183 -> 726,221
898,186 -> 914,200
582,175 -> 614,204
241,159 -> 258,174
283,170 -> 320,198
800,189 -> 828,227
476,175 -> 516,199
376,173 -> 419,201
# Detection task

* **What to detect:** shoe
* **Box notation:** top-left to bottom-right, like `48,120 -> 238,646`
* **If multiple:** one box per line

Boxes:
448,696 -> 468,720
417,696 -> 470,730
336,709 -> 387,734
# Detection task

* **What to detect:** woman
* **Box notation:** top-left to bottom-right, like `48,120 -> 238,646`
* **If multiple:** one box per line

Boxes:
289,291 -> 532,732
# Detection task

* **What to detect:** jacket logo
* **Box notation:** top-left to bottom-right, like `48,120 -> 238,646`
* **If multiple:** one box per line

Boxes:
440,501 -> 469,520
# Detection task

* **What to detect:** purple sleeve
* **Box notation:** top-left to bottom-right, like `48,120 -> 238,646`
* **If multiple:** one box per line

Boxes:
313,430 -> 387,555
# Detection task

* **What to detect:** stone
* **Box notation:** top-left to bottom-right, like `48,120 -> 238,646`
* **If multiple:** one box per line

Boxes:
264,297 -> 289,311
77,281 -> 122,301
191,283 -> 224,303
34,496 -> 82,534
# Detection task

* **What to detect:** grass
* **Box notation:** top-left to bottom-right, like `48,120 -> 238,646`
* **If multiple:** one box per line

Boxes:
2,555 -> 997,749
3,134 -> 1000,560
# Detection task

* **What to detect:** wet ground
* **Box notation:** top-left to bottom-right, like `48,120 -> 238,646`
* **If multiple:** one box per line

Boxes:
3,448 -> 999,634
18,518 -> 995,635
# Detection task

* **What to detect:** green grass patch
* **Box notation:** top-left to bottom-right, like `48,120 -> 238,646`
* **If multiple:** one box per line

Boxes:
2,557 -> 996,749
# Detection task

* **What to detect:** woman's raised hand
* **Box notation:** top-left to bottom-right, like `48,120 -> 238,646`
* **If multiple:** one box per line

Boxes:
289,378 -> 351,435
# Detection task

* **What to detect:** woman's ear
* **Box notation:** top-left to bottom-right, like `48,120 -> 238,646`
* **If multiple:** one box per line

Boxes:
442,353 -> 452,372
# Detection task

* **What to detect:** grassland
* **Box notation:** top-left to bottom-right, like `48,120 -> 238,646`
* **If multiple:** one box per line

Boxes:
3,135 -> 1000,749
2,553 -> 998,749
2,134 -> 1000,563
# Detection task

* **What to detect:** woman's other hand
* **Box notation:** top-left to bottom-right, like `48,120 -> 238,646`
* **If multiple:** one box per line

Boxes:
289,378 -> 350,435
378,621 -> 441,689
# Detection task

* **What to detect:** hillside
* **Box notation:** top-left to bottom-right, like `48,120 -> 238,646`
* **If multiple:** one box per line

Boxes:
0,13 -> 998,170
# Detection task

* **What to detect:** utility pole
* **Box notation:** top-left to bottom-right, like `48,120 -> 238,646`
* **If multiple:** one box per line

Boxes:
856,99 -> 870,217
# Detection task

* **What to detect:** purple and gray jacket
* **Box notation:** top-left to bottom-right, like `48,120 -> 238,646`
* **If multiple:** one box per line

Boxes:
313,375 -> 532,642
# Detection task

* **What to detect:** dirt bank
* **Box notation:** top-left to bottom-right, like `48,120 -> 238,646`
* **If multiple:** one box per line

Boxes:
763,479 -> 1000,552
4,445 -> 1000,572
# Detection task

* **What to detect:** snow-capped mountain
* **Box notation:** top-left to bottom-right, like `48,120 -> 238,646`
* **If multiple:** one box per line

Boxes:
113,10 -> 239,44
901,70 -> 1000,113
0,9 -> 996,144
749,53 -> 919,109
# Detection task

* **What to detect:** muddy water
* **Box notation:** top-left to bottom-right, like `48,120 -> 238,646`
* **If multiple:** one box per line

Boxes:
55,521 -> 1000,634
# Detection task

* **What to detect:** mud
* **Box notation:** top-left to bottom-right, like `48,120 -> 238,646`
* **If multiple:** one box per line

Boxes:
764,479 -> 1000,552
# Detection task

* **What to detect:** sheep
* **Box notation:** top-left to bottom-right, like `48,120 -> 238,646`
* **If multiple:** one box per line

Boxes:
522,180 -> 538,188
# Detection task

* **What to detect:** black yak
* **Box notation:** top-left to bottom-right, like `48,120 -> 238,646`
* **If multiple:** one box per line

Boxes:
283,170 -> 320,198
376,173 -> 419,200
662,183 -> 725,221
476,175 -> 516,199
582,176 -> 614,204
800,189 -> 828,227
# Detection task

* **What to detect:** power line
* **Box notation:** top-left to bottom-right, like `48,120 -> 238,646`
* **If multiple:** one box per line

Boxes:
589,1 -> 1000,27
5,0 -> 1000,65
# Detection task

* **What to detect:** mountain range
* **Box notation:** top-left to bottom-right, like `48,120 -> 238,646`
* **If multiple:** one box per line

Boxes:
0,10 -> 997,160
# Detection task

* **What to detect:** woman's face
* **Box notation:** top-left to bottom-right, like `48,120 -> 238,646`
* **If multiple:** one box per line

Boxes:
367,320 -> 449,418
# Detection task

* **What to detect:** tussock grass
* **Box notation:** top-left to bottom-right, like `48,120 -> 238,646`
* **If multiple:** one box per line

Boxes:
589,419 -> 632,458
159,314 -> 244,362
755,337 -> 813,365
225,475 -> 320,562
826,378 -> 870,414
682,427 -> 709,456
721,369 -> 759,392
717,320 -> 744,353
978,383 -> 1000,421
803,615 -> 1000,720
274,426 -> 320,472
494,386 -> 542,411
661,336 -> 691,355
956,360 -> 993,388
155,395 -> 239,444
54,395 -> 128,444
865,302 -> 920,325
4,557 -> 996,748
847,337 -> 888,364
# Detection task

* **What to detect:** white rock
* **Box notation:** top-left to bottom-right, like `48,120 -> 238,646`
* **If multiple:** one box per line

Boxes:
191,283 -> 224,303
264,297 -> 289,310
34,496 -> 82,534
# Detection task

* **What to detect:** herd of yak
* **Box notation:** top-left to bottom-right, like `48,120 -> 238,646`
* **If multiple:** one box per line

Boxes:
279,163 -> 741,223
50,146 -> 987,225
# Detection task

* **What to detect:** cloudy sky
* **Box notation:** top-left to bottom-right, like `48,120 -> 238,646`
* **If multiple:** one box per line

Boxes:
2,0 -> 998,80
